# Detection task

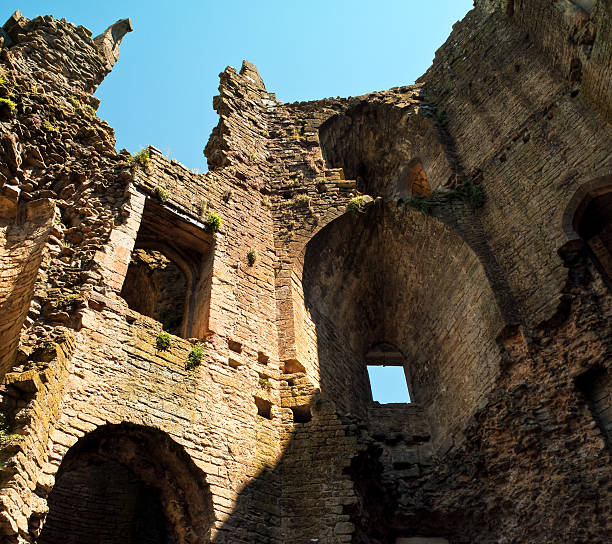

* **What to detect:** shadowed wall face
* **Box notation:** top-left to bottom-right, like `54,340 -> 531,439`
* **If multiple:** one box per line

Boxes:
301,205 -> 504,445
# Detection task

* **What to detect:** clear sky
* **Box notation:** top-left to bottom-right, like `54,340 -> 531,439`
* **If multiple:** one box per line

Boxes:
368,366 -> 412,403
6,1 -> 473,173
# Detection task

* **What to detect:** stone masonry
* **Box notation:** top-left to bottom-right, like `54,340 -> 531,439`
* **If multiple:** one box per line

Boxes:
0,1 -> 611,543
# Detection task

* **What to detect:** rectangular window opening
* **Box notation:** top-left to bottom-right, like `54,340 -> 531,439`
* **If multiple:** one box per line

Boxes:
290,404 -> 312,424
367,365 -> 411,404
119,198 -> 214,339
254,396 -> 272,419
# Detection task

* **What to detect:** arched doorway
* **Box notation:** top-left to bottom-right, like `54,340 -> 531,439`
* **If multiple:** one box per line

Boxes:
38,423 -> 213,544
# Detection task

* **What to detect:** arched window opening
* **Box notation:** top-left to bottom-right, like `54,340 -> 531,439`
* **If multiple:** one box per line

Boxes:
366,343 -> 412,404
406,158 -> 431,197
573,188 -> 612,285
318,102 -> 450,201
38,423 -> 213,544
119,198 -> 214,339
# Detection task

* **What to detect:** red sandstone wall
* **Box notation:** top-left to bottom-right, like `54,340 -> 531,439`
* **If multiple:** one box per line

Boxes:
0,2 -> 610,543
0,197 -> 53,376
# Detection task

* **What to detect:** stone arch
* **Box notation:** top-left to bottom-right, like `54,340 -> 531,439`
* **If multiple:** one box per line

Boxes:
560,175 -> 612,285
296,203 -> 505,447
318,102 -> 452,200
37,422 -> 214,544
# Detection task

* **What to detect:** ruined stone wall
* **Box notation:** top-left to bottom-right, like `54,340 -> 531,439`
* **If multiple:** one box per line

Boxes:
0,1 -> 611,543
0,197 -> 53,375
421,2 -> 612,325
0,12 -> 284,544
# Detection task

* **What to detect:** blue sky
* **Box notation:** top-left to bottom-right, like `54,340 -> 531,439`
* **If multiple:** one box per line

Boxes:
7,1 -> 473,173
368,366 -> 412,403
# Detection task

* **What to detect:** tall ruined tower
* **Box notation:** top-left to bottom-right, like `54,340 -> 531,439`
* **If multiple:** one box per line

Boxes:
0,1 -> 610,542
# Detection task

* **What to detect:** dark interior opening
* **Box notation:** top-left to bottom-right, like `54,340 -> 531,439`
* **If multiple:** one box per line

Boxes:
121,248 -> 187,336
290,404 -> 312,423
574,190 -> 612,285
37,423 -> 214,544
575,366 -> 612,449
39,459 -> 174,544
255,396 -> 272,419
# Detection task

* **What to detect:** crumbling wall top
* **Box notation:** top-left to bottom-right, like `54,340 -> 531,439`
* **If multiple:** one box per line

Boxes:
93,18 -> 133,74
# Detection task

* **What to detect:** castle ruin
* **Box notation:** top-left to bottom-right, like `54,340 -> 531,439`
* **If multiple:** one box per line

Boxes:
0,0 -> 611,542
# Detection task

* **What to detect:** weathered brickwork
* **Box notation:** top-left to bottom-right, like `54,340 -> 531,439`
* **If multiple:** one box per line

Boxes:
0,1 -> 611,543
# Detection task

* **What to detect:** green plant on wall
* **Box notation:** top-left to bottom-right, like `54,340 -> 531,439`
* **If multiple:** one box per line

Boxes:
43,119 -> 59,132
156,332 -> 171,351
259,377 -> 271,390
186,343 -> 204,370
203,212 -> 222,234
291,194 -> 311,209
247,248 -> 258,266
69,95 -> 97,118
154,185 -> 168,203
130,147 -> 151,167
0,98 -> 16,115
347,196 -> 367,214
